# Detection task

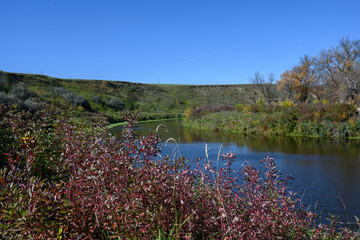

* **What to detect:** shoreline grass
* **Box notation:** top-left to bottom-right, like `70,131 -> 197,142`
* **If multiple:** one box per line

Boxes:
108,116 -> 183,128
184,103 -> 360,139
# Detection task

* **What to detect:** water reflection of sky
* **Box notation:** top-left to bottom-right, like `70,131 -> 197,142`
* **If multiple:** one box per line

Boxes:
110,119 -> 360,225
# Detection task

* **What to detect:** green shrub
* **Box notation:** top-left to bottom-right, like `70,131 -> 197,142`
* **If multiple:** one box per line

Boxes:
235,103 -> 244,112
108,97 -> 125,111
52,87 -> 92,111
280,98 -> 293,107
9,82 -> 38,101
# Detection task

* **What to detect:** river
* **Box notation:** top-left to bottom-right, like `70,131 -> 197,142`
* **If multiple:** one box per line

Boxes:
110,119 -> 360,225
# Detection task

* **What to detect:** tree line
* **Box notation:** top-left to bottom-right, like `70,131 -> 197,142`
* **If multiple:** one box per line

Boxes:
251,38 -> 360,104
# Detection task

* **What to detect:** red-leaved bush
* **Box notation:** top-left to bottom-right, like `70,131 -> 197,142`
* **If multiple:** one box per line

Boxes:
0,104 -> 359,239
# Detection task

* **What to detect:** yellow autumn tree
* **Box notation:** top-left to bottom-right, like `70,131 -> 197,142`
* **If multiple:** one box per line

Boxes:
278,55 -> 319,103
277,70 -> 296,99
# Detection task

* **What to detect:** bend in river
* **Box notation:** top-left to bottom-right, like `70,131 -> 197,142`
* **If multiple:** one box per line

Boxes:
110,119 -> 360,225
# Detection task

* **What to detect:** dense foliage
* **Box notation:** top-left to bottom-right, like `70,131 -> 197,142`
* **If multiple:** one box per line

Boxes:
1,104 -> 359,239
185,102 -> 360,139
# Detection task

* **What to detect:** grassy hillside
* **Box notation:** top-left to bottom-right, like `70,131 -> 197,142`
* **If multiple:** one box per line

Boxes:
0,70 -> 281,122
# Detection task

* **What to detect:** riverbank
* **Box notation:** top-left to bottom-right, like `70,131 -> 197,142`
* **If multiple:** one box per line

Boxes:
184,103 -> 360,139
108,116 -> 183,128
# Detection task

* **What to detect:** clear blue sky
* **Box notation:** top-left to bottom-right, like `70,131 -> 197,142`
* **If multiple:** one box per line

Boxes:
1,0 -> 360,84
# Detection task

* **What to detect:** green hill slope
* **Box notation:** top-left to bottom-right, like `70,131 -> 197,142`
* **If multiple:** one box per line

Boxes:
0,70 -> 280,122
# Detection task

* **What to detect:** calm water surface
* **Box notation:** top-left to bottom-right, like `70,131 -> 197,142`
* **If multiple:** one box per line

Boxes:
111,119 -> 360,224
